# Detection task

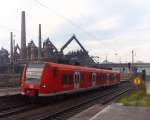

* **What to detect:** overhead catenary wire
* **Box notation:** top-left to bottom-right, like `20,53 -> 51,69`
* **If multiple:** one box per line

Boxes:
0,25 -> 20,33
0,24 -> 38,40
33,0 -> 100,41
0,24 -> 42,51
0,0 -> 101,45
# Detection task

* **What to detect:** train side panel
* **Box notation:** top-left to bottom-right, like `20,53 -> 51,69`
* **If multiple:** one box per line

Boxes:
39,64 -> 53,94
20,64 -> 27,94
20,62 -> 121,97
58,68 -> 74,93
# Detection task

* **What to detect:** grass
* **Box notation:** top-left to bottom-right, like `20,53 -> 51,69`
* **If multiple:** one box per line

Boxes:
118,87 -> 150,106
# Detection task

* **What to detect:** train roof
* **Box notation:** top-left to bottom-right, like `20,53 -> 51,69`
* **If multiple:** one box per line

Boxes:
48,62 -> 119,74
26,61 -> 119,73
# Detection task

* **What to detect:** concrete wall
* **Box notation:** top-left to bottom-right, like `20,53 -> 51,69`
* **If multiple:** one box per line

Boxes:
0,74 -> 20,87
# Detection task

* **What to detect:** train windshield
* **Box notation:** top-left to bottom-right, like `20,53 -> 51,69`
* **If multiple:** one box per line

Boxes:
25,64 -> 44,84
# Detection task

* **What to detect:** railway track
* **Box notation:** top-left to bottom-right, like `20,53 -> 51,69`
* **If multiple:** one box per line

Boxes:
0,95 -> 27,111
0,82 -> 132,120
37,83 -> 132,120
0,95 -> 35,118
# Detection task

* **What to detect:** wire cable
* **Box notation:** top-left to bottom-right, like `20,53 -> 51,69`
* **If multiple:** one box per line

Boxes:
33,0 -> 99,40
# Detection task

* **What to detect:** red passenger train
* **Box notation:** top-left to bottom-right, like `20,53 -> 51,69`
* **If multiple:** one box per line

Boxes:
20,62 -> 121,97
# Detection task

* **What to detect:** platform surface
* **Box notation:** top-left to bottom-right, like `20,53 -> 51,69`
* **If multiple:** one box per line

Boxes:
69,103 -> 150,120
0,87 -> 19,96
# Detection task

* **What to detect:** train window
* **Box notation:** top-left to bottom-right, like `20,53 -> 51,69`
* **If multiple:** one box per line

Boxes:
92,73 -> 96,81
53,67 -> 58,79
112,74 -> 115,80
25,63 -> 44,84
105,74 -> 107,80
117,74 -> 120,80
97,74 -> 102,81
101,74 -> 104,80
80,74 -> 84,81
89,72 -> 92,80
103,74 -> 107,80
107,74 -> 109,80
62,74 -> 68,85
77,74 -> 80,81
69,74 -> 73,84
99,74 -> 102,80
96,75 -> 99,81
109,74 -> 112,80
62,74 -> 74,85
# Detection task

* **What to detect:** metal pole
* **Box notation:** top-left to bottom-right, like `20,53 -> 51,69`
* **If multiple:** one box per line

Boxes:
132,50 -> 134,64
132,50 -> 134,73
10,32 -> 13,64
38,24 -> 42,59
119,56 -> 121,73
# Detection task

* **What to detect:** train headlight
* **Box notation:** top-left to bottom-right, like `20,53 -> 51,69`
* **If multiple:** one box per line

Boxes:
40,84 -> 46,88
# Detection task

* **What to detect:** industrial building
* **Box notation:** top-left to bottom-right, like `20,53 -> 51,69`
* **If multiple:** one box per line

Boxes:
0,11 -> 95,73
0,11 -> 150,75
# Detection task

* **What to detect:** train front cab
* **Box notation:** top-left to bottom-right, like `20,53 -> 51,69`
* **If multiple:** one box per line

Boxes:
21,63 -> 45,97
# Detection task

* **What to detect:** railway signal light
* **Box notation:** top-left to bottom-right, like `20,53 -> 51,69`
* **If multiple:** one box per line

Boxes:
133,77 -> 141,86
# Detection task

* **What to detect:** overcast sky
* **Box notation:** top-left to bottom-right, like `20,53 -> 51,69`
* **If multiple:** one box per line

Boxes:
0,0 -> 150,63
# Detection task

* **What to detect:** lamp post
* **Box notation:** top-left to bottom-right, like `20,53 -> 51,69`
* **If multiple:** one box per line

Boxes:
115,53 -> 122,73
105,53 -> 108,63
119,56 -> 122,73
115,53 -> 118,63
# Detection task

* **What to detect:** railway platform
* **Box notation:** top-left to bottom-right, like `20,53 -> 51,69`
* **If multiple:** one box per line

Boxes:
69,103 -> 150,120
0,87 -> 19,96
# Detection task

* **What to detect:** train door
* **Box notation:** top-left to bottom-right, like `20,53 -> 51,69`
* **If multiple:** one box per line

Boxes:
73,72 -> 80,90
106,73 -> 109,85
115,74 -> 118,83
113,74 -> 116,84
92,73 -> 96,87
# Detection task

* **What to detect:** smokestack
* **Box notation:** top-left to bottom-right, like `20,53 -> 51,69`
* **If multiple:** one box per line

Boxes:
10,32 -> 13,63
21,11 -> 26,59
38,24 -> 42,59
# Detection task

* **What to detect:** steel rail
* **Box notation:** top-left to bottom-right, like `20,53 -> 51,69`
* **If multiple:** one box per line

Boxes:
36,84 -> 132,120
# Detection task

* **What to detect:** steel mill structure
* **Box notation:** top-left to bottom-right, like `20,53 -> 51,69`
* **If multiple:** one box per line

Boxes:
0,11 -> 95,73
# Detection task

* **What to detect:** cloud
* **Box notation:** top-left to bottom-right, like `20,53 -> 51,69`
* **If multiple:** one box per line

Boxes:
0,0 -> 150,62
91,16 -> 121,31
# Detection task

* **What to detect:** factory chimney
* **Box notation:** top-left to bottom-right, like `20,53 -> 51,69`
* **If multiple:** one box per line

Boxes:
21,11 -> 26,59
10,32 -> 13,63
38,24 -> 42,59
